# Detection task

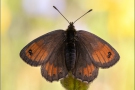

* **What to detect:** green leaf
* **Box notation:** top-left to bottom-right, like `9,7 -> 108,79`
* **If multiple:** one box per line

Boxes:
60,73 -> 90,90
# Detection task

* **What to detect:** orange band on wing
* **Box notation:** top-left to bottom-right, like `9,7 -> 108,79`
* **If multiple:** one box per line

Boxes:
25,39 -> 48,62
45,62 -> 59,77
92,42 -> 115,64
82,64 -> 95,77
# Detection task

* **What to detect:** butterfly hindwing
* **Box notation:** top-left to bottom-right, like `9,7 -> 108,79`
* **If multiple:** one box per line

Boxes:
41,42 -> 68,82
20,30 -> 65,66
76,30 -> 120,68
72,41 -> 99,82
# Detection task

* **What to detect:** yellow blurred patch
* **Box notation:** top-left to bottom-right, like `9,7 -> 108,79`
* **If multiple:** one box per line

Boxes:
80,0 -> 134,38
107,0 -> 134,38
1,2 -> 12,34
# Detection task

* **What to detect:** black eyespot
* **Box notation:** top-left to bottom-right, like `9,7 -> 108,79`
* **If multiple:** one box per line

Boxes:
79,72 -> 81,75
107,52 -> 112,58
59,72 -> 62,74
53,74 -> 56,77
28,49 -> 33,55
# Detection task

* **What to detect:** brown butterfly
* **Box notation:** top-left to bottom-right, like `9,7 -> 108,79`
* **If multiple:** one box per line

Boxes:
20,6 -> 120,82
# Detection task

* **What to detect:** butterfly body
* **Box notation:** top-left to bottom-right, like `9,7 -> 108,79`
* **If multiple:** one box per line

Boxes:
65,22 -> 77,71
20,22 -> 119,82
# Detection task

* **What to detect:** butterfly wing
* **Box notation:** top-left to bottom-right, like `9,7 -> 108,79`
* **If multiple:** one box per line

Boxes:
72,41 -> 99,82
20,30 -> 65,66
41,42 -> 68,82
76,30 -> 120,68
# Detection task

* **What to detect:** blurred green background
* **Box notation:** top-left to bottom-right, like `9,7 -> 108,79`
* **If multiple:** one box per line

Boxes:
1,0 -> 134,90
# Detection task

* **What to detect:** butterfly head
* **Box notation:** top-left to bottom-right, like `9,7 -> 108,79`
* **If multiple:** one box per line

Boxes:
67,22 -> 76,31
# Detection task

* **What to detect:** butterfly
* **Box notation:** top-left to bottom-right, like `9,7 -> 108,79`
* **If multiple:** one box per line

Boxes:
20,6 -> 120,83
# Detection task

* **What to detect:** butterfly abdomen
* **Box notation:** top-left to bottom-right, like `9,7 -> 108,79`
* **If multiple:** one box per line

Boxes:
65,23 -> 76,71
65,42 -> 76,71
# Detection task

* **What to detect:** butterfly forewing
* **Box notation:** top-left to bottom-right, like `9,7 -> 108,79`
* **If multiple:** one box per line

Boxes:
76,30 -> 120,68
20,30 -> 65,66
72,40 -> 99,82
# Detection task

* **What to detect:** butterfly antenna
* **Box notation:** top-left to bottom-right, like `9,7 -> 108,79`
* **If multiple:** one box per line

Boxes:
73,9 -> 92,24
53,6 -> 70,24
